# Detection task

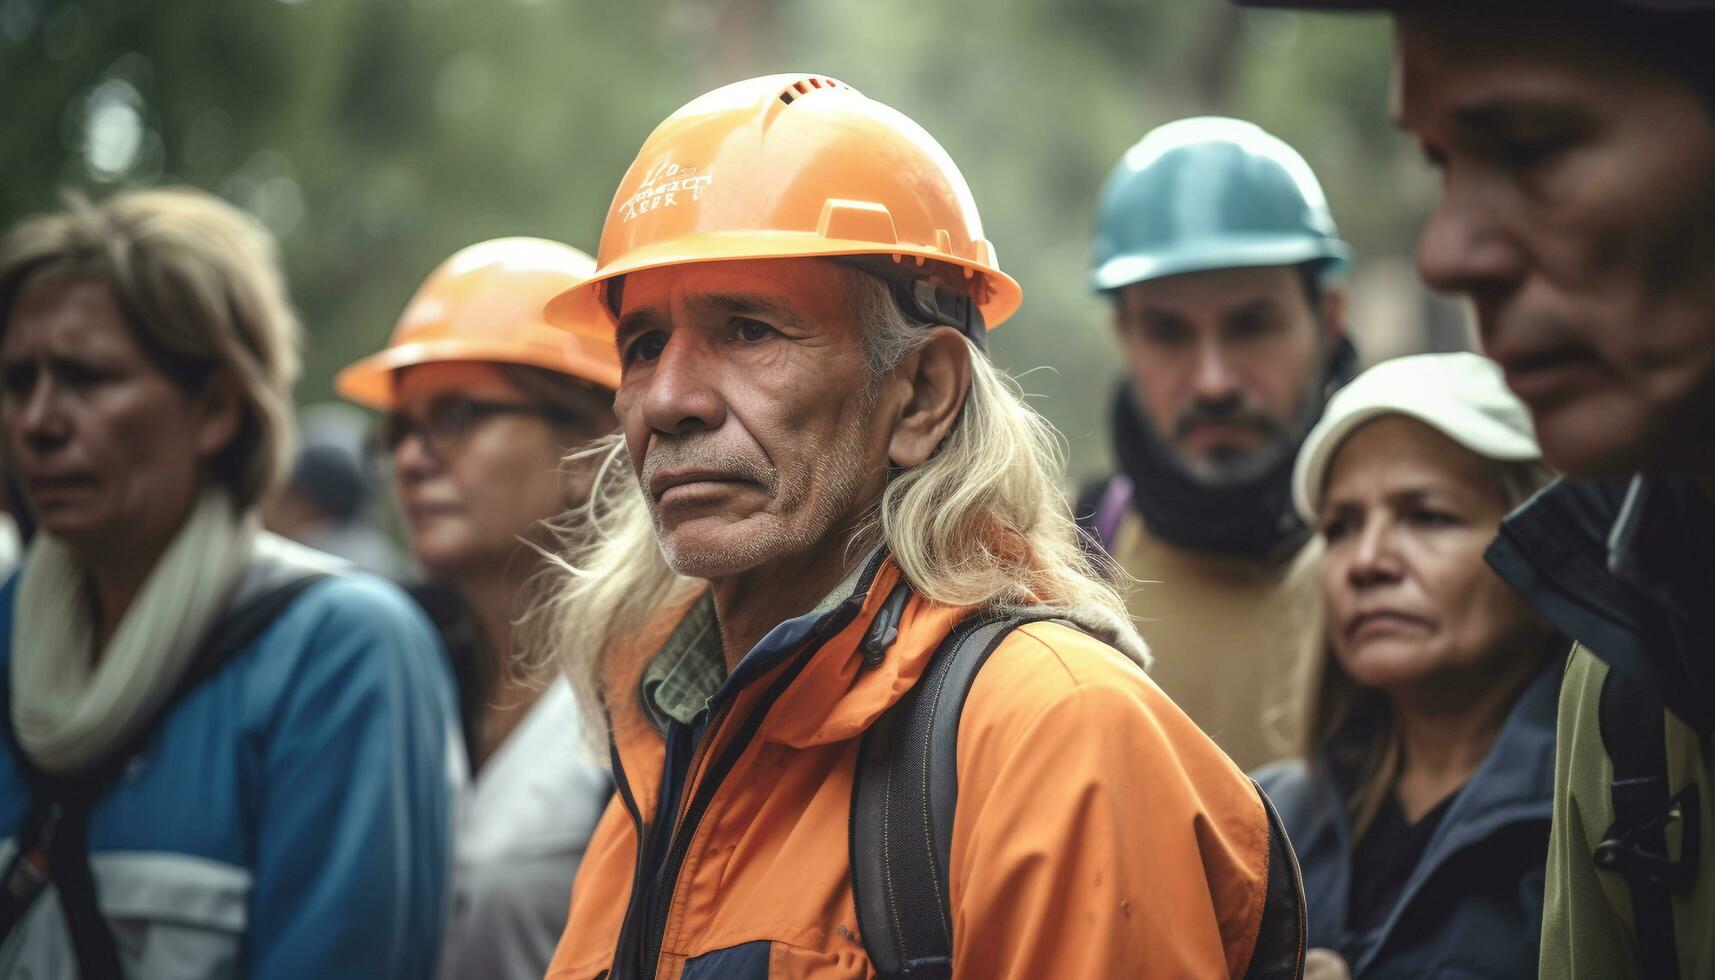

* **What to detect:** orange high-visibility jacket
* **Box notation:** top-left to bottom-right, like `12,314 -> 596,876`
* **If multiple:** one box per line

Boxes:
548,560 -> 1298,979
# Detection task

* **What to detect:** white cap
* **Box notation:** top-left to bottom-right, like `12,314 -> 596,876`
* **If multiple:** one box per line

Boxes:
1293,352 -> 1541,522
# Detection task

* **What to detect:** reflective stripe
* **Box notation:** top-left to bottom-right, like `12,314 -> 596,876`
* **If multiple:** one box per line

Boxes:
90,851 -> 250,931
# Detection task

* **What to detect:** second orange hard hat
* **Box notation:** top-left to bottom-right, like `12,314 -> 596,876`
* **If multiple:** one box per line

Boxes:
337,237 -> 620,409
544,74 -> 1023,337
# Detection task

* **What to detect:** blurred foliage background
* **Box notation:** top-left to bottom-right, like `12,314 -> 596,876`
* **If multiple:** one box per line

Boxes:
0,0 -> 1467,482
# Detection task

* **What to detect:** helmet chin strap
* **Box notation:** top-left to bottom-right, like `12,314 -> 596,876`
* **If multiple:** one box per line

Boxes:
601,276 -> 625,320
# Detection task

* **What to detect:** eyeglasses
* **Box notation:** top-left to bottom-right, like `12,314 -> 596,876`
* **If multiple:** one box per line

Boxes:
374,396 -> 575,461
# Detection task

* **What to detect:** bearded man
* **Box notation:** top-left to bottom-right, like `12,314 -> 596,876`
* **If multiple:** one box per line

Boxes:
1082,117 -> 1355,770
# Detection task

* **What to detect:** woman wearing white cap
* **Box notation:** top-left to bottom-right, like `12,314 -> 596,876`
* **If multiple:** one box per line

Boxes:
1254,352 -> 1564,979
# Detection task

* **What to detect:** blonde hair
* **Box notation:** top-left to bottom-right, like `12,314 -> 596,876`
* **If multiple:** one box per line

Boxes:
1304,452 -> 1556,838
0,188 -> 302,510
525,266 -> 1145,747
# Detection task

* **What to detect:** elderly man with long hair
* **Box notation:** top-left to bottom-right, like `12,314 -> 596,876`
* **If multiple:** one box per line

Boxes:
530,76 -> 1305,980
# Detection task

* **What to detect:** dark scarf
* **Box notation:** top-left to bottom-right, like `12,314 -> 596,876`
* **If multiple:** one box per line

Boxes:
1111,337 -> 1357,562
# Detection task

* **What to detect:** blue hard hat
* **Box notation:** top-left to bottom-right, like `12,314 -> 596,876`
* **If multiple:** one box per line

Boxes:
1091,117 -> 1351,292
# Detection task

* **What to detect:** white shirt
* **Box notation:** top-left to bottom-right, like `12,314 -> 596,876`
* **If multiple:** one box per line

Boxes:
437,677 -> 610,980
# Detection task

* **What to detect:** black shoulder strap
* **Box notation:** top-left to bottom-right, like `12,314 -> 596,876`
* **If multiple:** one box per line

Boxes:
851,614 -> 1040,980
852,613 -> 1311,980
0,569 -> 330,978
169,571 -> 331,706
1595,666 -> 1699,980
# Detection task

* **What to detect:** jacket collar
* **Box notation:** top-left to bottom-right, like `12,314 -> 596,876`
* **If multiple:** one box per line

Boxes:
1605,475 -> 1715,624
1486,475 -> 1715,730
1395,659 -> 1557,848
602,552 -> 983,790
634,540 -> 881,734
1316,659 -> 1559,846
757,566 -> 970,748
1309,659 -> 1559,975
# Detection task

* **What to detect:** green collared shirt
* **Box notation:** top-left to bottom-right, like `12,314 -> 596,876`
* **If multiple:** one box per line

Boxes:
638,592 -> 723,733
638,552 -> 878,733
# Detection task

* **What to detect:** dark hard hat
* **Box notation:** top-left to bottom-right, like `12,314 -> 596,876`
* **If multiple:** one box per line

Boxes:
1091,117 -> 1349,292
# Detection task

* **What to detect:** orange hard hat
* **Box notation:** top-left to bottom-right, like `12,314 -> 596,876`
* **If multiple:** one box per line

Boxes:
544,74 -> 1022,339
337,237 -> 620,409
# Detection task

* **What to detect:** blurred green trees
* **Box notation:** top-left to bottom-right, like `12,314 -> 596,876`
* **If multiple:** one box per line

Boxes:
0,0 -> 1433,479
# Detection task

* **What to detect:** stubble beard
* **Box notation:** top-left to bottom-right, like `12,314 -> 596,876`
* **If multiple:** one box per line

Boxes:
1161,361 -> 1328,489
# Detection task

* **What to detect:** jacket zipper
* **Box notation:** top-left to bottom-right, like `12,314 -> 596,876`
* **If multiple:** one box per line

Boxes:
634,569 -> 898,974
622,555 -> 898,979
608,706 -> 736,980
605,734 -> 652,979
638,700 -> 734,977
636,637 -> 832,979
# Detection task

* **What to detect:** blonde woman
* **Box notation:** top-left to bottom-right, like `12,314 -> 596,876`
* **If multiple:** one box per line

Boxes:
1254,353 -> 1561,979
0,190 -> 456,979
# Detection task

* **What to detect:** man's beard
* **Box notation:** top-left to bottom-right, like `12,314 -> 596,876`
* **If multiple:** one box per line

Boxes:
1154,375 -> 1326,489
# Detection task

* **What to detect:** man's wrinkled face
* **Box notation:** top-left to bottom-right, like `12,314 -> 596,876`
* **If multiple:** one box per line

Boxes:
1399,10 -> 1715,477
1112,264 -> 1331,486
612,258 -> 893,580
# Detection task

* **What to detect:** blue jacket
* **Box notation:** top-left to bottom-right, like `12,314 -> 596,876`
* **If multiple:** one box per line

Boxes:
0,539 -> 458,979
1254,662 -> 1559,978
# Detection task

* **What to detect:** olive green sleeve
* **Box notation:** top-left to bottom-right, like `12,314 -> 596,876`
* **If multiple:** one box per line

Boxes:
1540,647 -> 1641,980
1543,645 -> 1715,978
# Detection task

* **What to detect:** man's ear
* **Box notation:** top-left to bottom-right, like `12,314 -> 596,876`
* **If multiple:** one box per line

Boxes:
1319,284 -> 1348,346
192,370 -> 244,462
887,326 -> 972,468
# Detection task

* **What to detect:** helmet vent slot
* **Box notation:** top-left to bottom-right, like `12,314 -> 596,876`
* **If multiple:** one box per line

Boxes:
776,76 -> 850,105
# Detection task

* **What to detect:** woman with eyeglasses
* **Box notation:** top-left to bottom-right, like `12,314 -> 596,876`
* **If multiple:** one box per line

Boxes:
337,237 -> 618,980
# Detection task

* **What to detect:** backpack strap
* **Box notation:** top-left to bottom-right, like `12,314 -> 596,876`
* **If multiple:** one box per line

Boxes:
851,613 -> 1046,980
0,568 -> 330,978
852,612 -> 1311,980
1595,666 -> 1699,980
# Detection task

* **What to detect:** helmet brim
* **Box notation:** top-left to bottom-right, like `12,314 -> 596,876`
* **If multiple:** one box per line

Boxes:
1092,235 -> 1351,293
335,337 -> 621,410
